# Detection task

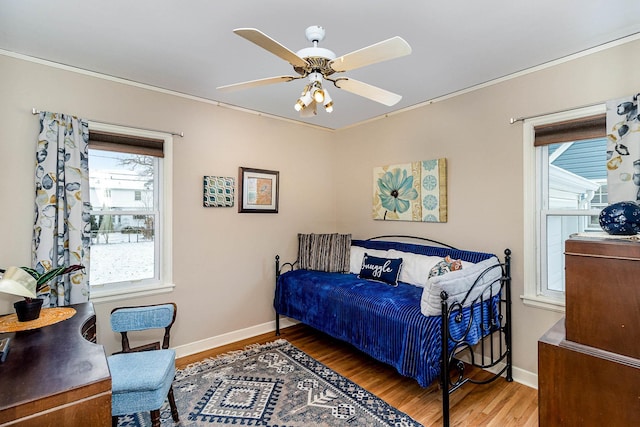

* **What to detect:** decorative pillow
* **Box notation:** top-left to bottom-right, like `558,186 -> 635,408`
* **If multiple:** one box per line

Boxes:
428,256 -> 462,279
421,256 -> 501,316
358,253 -> 403,286
349,246 -> 390,274
387,249 -> 442,288
298,233 -> 352,272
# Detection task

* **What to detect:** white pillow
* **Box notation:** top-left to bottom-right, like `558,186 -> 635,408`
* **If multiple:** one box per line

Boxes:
387,249 -> 442,287
349,246 -> 389,274
461,260 -> 475,269
420,256 -> 502,316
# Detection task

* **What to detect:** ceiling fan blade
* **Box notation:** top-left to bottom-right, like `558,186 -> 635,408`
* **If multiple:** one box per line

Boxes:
234,28 -> 309,69
334,78 -> 402,106
329,36 -> 411,73
217,76 -> 299,92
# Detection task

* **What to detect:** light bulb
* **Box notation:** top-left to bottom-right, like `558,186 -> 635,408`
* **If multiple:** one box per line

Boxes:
312,87 -> 325,103
324,102 -> 333,113
323,88 -> 333,113
293,90 -> 313,112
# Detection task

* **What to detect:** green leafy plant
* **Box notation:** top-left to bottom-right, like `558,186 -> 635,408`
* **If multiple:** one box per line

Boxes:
20,265 -> 85,301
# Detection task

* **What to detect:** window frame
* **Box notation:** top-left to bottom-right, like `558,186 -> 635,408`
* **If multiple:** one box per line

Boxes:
88,121 -> 174,303
522,104 -> 605,312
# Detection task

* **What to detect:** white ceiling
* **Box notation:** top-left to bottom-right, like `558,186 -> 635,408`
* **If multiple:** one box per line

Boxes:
2,1 -> 639,130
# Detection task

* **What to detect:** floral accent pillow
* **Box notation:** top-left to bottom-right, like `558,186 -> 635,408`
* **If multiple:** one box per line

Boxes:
428,255 -> 463,279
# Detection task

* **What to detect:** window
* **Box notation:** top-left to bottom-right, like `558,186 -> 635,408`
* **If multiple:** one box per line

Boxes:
88,122 -> 173,301
523,105 -> 606,311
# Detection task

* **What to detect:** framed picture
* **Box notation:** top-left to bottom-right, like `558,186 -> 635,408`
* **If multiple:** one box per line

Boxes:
238,167 -> 279,213
372,158 -> 447,222
203,176 -> 234,207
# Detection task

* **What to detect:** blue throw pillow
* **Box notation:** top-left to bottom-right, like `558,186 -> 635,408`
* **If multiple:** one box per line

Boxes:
358,253 -> 403,286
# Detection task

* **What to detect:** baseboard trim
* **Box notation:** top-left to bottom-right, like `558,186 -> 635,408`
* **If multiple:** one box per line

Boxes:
468,354 -> 539,390
511,366 -> 538,390
173,318 -> 538,390
173,317 -> 298,359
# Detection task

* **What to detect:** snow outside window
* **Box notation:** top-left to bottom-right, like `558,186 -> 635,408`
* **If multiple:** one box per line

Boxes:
87,122 -> 174,302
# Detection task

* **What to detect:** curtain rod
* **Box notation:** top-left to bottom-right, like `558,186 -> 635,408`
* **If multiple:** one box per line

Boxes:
31,108 -> 184,137
510,92 -> 640,124
509,101 -> 606,124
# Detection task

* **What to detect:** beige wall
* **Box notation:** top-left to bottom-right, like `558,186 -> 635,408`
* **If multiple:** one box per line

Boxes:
1,37 -> 639,379
0,54 -> 336,355
333,38 -> 640,376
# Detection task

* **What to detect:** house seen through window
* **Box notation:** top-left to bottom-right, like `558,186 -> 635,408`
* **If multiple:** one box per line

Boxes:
89,149 -> 158,285
87,124 -> 172,299
539,137 -> 607,296
523,106 -> 606,311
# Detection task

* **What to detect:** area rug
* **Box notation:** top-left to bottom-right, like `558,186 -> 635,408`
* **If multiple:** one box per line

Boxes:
117,339 -> 423,427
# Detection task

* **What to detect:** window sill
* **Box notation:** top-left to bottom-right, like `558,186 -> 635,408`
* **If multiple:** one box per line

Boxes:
520,294 -> 566,313
90,282 -> 175,304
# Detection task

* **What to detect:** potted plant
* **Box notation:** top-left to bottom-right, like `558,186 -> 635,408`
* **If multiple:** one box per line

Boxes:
0,265 -> 84,321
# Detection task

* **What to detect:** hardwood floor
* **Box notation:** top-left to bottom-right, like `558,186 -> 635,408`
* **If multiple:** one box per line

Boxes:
177,324 -> 538,426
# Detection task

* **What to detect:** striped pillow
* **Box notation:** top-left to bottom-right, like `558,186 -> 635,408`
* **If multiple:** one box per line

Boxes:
298,233 -> 352,272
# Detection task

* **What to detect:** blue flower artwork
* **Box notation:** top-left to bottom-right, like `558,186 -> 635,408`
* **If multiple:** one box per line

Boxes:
423,194 -> 438,210
377,168 -> 418,215
373,158 -> 447,222
422,175 -> 437,191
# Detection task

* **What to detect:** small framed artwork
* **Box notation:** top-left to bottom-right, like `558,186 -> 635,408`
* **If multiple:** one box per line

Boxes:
203,176 -> 235,207
238,167 -> 279,213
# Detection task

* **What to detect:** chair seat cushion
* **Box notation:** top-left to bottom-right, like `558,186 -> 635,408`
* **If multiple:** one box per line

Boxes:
108,349 -> 176,415
109,349 -> 176,393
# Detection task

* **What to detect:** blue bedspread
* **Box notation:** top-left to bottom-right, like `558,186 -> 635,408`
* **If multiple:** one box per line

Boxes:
275,269 -> 499,387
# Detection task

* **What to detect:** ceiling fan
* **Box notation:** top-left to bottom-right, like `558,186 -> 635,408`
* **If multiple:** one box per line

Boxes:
217,26 -> 412,116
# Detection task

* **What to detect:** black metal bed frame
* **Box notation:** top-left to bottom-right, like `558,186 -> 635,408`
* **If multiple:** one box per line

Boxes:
274,235 -> 512,427
439,247 -> 512,427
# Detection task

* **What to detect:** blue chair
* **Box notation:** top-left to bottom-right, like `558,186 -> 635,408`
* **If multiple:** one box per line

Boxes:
108,303 -> 179,427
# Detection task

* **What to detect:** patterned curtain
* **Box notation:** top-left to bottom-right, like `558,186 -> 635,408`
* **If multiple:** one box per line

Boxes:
606,93 -> 640,203
33,112 -> 90,306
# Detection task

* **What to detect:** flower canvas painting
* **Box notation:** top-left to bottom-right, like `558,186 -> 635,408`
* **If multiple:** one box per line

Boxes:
373,159 -> 447,222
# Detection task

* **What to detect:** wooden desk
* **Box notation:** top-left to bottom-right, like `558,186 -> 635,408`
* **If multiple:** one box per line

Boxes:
0,302 -> 111,426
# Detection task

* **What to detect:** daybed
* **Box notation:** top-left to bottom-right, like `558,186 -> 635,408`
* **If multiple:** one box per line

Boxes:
274,234 -> 512,427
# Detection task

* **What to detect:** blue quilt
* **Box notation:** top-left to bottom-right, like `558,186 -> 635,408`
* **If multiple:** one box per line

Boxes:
275,269 -> 499,387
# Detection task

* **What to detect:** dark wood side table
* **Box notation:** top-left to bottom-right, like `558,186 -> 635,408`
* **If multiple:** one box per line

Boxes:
564,237 -> 640,359
538,236 -> 640,426
0,302 -> 111,426
539,319 -> 640,425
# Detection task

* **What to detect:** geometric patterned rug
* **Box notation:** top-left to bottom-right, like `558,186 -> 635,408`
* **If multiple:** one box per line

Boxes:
117,339 -> 423,426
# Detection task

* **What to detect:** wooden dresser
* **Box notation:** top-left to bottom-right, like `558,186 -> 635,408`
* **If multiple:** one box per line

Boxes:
0,302 -> 111,426
538,237 -> 640,426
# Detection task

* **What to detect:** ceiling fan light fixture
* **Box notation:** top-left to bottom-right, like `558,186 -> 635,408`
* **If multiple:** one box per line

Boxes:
312,87 -> 325,103
300,101 -> 317,118
294,88 -> 313,111
324,101 -> 334,113
224,27 -> 411,119
309,80 -> 325,103
323,89 -> 333,113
